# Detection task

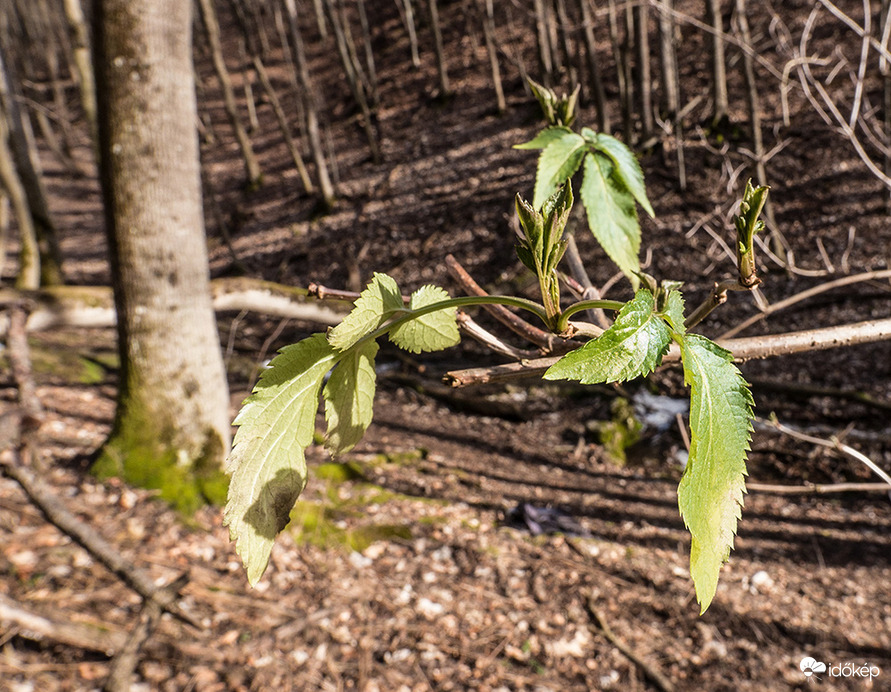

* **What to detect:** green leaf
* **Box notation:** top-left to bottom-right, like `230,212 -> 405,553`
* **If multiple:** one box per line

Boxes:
225,333 -> 339,585
594,133 -> 655,217
513,125 -> 572,150
532,130 -> 587,209
677,335 -> 753,613
662,290 -> 686,335
544,290 -> 670,384
328,273 -> 403,352
390,285 -> 460,353
579,152 -> 642,285
323,340 -> 379,456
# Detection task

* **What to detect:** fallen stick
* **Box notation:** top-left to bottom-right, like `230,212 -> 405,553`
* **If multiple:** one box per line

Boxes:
0,452 -> 198,629
0,593 -> 126,655
0,277 -> 345,335
584,593 -> 675,692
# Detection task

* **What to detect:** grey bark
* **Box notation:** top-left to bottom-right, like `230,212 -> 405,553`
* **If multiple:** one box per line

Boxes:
92,0 -> 231,499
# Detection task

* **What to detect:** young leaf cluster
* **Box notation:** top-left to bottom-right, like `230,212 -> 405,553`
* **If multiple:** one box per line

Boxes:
544,284 -> 752,613
515,124 -> 654,287
224,274 -> 459,585
226,101 -> 766,615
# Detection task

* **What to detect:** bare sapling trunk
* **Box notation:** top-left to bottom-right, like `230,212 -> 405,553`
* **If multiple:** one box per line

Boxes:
578,0 -> 609,132
282,0 -> 337,209
480,0 -> 506,114
0,47 -> 63,285
658,0 -> 686,189
554,0 -> 577,88
706,0 -> 729,127
398,0 -> 421,68
356,0 -> 379,106
196,0 -> 263,188
92,0 -> 232,512
534,0 -> 554,84
734,0 -> 783,258
61,0 -> 99,159
0,104 -> 40,289
427,0 -> 451,97
634,2 -> 654,141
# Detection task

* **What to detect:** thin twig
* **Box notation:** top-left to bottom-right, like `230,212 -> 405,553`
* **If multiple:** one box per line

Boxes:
747,481 -> 891,494
456,312 -> 540,360
719,268 -> 891,339
102,596 -> 166,692
0,451 -> 198,628
445,254 -> 571,353
446,317 -> 891,386
584,593 -> 675,692
759,416 -> 891,488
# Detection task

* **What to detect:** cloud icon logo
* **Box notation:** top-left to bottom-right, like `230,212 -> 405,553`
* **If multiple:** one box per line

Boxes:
800,657 -> 827,677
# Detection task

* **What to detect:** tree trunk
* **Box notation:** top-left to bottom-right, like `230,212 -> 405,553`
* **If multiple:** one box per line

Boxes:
92,0 -> 232,513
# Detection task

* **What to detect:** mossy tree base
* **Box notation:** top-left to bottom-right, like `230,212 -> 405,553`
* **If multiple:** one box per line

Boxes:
93,401 -> 228,515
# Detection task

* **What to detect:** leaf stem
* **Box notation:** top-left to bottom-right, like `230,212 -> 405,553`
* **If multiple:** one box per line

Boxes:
556,299 -> 625,332
365,294 -> 552,344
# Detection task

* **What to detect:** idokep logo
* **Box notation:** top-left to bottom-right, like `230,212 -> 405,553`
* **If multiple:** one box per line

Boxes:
800,656 -> 881,682
800,657 -> 827,678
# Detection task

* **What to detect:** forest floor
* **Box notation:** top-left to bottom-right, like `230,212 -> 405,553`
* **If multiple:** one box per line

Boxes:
2,1 -> 891,690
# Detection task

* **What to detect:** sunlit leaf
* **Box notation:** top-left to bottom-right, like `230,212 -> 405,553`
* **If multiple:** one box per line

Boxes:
531,130 -> 587,209
323,340 -> 379,456
513,125 -> 573,150
677,335 -> 753,613
594,133 -> 655,217
390,285 -> 460,353
328,273 -> 403,352
579,152 -> 641,285
225,334 -> 339,585
544,290 -> 670,384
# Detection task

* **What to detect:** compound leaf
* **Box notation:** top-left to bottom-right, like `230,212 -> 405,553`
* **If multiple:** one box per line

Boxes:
225,333 -> 339,585
323,340 -> 379,456
579,152 -> 641,285
531,129 -> 587,209
678,334 -> 753,613
390,285 -> 460,353
544,290 -> 670,384
594,133 -> 655,217
328,273 -> 403,352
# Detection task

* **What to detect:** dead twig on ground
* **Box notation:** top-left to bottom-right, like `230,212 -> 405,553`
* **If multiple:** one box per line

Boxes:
0,593 -> 126,655
584,593 -> 675,692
